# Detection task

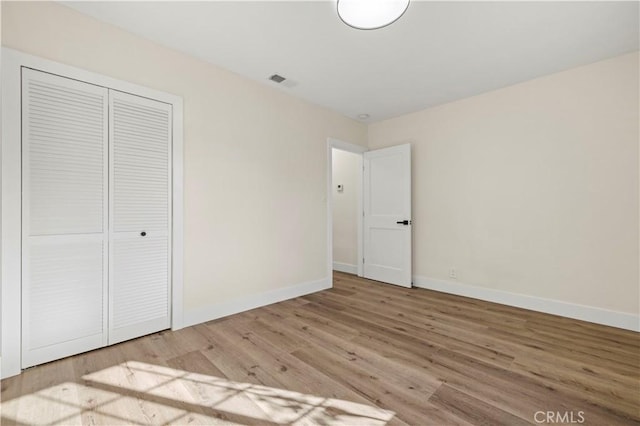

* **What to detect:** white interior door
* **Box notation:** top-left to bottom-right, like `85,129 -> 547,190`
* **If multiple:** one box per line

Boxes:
108,90 -> 172,345
21,69 -> 109,367
363,144 -> 412,287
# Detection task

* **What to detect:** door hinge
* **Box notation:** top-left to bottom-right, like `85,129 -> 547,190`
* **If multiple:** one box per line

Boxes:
363,258 -> 365,263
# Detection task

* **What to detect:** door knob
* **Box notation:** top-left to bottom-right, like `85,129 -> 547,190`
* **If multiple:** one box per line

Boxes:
140,231 -> 147,236
396,220 -> 411,225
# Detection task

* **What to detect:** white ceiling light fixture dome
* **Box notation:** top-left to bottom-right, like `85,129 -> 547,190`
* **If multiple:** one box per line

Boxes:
337,0 -> 410,30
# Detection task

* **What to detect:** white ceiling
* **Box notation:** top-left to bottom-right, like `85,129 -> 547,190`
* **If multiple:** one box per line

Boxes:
63,1 -> 639,122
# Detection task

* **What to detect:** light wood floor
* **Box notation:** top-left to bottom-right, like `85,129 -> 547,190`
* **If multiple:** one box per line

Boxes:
2,272 -> 639,425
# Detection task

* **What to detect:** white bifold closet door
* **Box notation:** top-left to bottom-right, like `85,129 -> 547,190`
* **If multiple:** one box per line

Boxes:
21,69 -> 172,368
21,68 -> 109,368
108,90 -> 172,345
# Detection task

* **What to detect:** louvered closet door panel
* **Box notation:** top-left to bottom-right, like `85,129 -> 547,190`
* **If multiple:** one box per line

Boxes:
21,68 -> 108,368
27,238 -> 104,350
109,90 -> 172,345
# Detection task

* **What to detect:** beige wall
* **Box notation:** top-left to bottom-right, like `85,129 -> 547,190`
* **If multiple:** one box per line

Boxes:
332,149 -> 360,268
2,1 -> 638,321
369,52 -> 639,315
1,1 -> 366,313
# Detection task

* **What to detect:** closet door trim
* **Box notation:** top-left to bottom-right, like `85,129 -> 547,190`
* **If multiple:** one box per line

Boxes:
0,48 -> 184,379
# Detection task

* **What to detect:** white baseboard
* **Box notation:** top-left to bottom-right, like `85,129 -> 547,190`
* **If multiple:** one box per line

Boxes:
333,262 -> 358,275
412,276 -> 639,332
183,277 -> 331,328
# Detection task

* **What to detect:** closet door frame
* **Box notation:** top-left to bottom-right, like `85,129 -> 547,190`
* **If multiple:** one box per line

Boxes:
1,48 -> 185,379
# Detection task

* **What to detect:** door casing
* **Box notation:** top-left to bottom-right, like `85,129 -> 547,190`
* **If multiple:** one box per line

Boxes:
326,138 -> 412,286
327,139 -> 412,288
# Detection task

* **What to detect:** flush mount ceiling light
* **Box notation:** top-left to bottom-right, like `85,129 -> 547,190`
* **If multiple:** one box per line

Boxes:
337,0 -> 410,30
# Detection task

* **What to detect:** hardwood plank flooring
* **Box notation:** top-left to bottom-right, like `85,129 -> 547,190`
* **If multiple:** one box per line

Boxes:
2,272 -> 639,425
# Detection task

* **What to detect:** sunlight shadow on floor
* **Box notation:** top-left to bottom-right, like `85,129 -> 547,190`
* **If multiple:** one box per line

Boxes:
1,360 -> 395,425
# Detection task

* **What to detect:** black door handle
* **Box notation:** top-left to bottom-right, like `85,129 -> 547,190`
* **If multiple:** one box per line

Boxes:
396,220 -> 411,225
140,231 -> 147,236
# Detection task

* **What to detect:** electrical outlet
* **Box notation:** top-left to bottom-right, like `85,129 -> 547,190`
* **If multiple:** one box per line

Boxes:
449,268 -> 457,280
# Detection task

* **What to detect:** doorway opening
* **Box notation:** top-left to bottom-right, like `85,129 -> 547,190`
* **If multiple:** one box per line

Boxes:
332,148 -> 362,275
326,139 -> 366,279
326,139 -> 412,287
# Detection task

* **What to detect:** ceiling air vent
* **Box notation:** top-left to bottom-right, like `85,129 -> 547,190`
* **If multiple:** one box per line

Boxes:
269,74 -> 286,83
